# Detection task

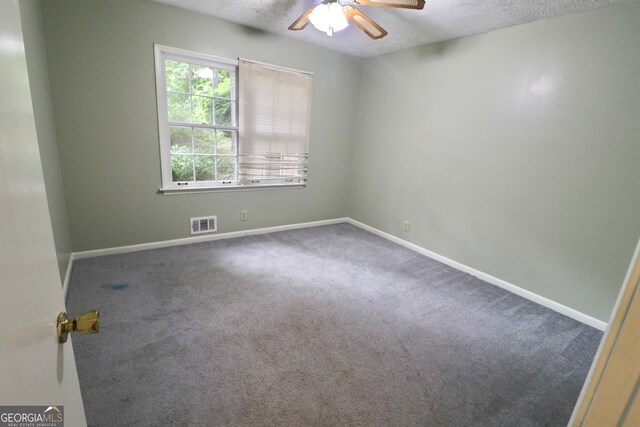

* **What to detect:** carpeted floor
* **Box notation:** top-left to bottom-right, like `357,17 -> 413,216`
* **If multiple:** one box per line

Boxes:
67,223 -> 602,426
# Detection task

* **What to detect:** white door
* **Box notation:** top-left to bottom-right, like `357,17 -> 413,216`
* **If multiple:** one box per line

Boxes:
0,0 -> 86,425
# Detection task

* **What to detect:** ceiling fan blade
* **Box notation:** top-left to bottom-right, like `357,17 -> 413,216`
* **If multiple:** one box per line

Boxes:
354,0 -> 425,10
288,6 -> 315,31
343,6 -> 388,39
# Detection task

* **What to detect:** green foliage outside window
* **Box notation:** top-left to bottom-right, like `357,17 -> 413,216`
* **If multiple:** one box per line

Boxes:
171,151 -> 236,182
165,59 -> 235,183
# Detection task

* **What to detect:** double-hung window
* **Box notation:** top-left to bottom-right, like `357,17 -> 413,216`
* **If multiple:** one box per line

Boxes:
155,45 -> 238,190
155,45 -> 313,193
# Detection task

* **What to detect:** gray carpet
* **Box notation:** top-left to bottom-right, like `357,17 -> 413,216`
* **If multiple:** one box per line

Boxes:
67,223 -> 602,426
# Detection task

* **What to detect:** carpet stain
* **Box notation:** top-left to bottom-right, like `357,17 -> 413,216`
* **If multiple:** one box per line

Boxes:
102,281 -> 129,290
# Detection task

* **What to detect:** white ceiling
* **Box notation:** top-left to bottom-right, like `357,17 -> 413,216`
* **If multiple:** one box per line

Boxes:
151,0 -> 635,58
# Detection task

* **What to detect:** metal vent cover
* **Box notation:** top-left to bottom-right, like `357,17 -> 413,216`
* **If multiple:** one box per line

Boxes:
190,216 -> 217,234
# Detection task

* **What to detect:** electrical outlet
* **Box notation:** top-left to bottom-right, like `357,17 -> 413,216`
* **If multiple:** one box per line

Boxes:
240,210 -> 248,221
402,221 -> 411,232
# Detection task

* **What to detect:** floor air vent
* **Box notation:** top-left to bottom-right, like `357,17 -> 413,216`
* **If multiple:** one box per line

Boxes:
190,216 -> 217,235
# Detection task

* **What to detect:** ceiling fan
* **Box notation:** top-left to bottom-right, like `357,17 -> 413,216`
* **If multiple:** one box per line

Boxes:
288,0 -> 425,40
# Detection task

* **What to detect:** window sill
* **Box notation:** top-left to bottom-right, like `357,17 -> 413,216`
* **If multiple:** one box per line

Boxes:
158,183 -> 306,195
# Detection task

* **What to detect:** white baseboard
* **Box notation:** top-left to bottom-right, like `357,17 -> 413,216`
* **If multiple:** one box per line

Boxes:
66,216 -> 606,331
346,218 -> 607,331
72,218 -> 349,260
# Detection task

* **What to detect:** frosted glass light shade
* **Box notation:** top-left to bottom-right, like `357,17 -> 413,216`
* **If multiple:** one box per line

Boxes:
309,2 -> 349,36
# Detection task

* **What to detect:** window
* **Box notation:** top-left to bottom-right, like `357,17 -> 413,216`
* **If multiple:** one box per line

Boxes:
154,45 -> 313,193
238,58 -> 313,186
155,45 -> 238,190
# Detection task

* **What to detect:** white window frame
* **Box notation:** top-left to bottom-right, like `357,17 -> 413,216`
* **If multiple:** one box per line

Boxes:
154,45 -> 310,194
154,44 -> 240,192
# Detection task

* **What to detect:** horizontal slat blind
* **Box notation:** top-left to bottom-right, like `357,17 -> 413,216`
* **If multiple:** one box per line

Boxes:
238,59 -> 313,185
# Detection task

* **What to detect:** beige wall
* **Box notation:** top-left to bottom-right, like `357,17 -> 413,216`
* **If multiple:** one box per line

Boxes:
41,0 -> 362,251
348,2 -> 640,322
20,0 -> 73,283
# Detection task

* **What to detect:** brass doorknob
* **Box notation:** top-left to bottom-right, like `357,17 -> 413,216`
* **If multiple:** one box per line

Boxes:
57,310 -> 100,343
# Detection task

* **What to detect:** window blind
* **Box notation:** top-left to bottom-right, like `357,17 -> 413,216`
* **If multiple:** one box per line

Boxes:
238,58 -> 313,186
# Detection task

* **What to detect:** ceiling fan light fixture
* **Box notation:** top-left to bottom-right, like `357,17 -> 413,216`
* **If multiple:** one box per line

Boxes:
308,2 -> 349,36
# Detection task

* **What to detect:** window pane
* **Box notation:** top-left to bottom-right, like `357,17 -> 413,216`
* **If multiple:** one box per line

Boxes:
215,69 -> 232,98
170,127 -> 192,154
191,65 -> 213,96
172,155 -> 194,182
194,128 -> 215,154
195,156 -> 216,181
192,95 -> 213,125
217,156 -> 236,181
214,100 -> 232,126
158,48 -> 240,190
167,93 -> 190,123
165,60 -> 189,93
216,130 -> 234,155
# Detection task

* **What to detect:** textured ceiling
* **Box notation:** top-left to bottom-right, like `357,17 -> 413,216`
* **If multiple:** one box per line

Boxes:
151,0 -> 635,57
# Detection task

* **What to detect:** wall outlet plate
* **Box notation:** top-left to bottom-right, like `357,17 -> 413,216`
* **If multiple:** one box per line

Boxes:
241,210 -> 248,221
402,221 -> 410,232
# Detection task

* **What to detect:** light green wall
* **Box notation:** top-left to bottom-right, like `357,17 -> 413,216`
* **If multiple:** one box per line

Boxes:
41,0 -> 362,251
39,0 -> 639,321
20,0 -> 72,283
348,3 -> 640,322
